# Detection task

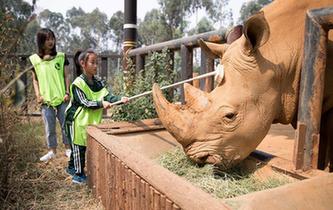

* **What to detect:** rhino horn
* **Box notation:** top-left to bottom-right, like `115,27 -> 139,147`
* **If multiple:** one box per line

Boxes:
184,83 -> 210,112
152,83 -> 195,147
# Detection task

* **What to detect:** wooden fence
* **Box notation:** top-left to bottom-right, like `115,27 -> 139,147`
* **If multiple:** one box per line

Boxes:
126,29 -> 226,102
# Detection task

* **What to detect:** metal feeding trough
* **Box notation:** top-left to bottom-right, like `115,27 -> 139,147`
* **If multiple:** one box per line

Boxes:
86,119 -> 333,210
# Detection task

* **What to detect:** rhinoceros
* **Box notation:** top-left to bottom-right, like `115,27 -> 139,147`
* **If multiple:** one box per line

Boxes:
152,0 -> 333,170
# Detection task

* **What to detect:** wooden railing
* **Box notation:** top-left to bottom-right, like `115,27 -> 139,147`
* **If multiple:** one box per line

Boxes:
126,29 -> 227,102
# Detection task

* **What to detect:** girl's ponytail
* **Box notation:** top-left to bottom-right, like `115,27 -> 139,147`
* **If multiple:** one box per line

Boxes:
73,48 -> 96,77
74,50 -> 83,77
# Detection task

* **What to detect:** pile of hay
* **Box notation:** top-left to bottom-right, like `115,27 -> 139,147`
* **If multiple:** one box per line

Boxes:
157,147 -> 293,199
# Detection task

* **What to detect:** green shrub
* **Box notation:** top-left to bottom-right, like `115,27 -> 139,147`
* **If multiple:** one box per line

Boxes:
111,49 -> 178,121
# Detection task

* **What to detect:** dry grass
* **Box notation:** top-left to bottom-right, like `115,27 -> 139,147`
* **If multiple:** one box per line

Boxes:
157,147 -> 294,199
0,118 -> 103,210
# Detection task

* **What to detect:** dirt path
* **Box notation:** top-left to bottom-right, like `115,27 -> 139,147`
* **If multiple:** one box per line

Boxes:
257,124 -> 295,160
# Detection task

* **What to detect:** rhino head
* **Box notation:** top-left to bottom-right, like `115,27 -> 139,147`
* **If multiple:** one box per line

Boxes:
153,13 -> 281,169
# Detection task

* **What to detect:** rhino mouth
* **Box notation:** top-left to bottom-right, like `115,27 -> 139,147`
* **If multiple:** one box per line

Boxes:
185,143 -> 242,170
188,152 -> 222,165
188,151 -> 241,170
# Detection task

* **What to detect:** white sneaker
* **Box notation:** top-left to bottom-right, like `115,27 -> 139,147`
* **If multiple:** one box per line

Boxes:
40,151 -> 56,162
65,149 -> 71,158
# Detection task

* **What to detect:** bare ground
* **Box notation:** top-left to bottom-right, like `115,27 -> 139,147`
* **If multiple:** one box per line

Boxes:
0,119 -> 103,210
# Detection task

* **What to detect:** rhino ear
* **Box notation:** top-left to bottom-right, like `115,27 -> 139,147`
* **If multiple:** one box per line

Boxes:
243,11 -> 270,52
226,25 -> 243,44
198,38 -> 229,59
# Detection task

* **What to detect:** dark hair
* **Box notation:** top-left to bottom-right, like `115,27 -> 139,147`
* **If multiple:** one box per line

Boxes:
73,48 -> 96,76
36,28 -> 57,57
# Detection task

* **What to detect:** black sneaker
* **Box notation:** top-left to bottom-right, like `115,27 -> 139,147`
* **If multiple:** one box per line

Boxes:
72,174 -> 87,184
65,167 -> 76,176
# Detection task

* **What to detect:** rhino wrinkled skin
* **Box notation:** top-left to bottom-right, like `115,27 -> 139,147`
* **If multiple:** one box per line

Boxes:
153,0 -> 333,170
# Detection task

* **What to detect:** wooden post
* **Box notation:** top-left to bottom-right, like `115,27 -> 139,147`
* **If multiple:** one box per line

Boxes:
180,45 -> 193,103
294,7 -> 333,171
100,56 -> 108,81
192,73 -> 200,88
135,54 -> 145,74
200,51 -> 214,92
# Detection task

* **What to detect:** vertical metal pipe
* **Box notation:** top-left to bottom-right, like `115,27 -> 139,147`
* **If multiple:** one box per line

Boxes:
123,0 -> 137,52
123,0 -> 137,91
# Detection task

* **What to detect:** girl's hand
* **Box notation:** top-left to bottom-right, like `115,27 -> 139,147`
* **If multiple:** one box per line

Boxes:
121,96 -> 129,104
64,93 -> 70,102
37,95 -> 44,104
102,101 -> 112,109
42,55 -> 54,61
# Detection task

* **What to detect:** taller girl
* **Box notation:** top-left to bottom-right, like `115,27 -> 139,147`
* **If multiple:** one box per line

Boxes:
29,28 -> 71,162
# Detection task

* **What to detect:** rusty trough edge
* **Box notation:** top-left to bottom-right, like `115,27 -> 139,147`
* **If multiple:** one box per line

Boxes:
225,173 -> 333,210
87,126 -> 231,210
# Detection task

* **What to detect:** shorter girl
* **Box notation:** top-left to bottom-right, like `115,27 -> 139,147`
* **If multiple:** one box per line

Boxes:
65,49 -> 128,184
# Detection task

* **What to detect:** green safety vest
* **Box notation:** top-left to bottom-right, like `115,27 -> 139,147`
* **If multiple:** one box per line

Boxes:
29,52 -> 66,107
70,77 -> 109,146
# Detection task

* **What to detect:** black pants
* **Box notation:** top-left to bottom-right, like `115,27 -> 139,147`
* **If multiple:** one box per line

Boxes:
68,143 -> 86,176
65,122 -> 86,176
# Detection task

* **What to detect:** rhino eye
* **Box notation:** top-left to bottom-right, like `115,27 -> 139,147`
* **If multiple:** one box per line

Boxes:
224,112 -> 236,120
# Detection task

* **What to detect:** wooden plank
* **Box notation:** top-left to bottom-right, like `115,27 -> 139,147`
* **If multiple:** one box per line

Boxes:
110,155 -> 116,209
160,195 -> 166,210
97,118 -> 161,130
149,186 -> 154,210
165,199 -> 173,210
134,175 -> 140,210
124,166 -> 130,210
130,171 -> 135,210
267,154 -> 327,180
172,203 -> 181,210
293,123 -> 306,169
100,147 -> 107,207
105,153 -> 112,210
88,138 -> 97,193
114,158 -> 120,210
140,180 -> 147,210
86,137 -> 93,188
153,189 -> 161,210
119,162 -> 126,210
311,134 -> 320,169
106,124 -> 164,135
145,182 -> 151,209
